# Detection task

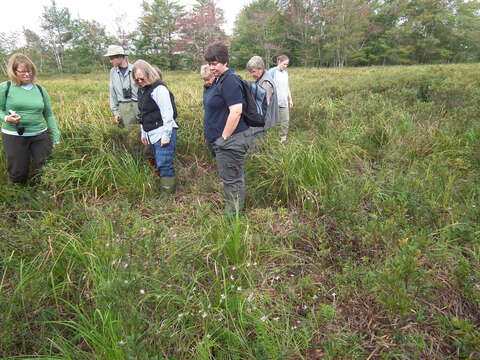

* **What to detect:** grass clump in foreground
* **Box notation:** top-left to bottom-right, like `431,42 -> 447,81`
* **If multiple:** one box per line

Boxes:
0,65 -> 479,359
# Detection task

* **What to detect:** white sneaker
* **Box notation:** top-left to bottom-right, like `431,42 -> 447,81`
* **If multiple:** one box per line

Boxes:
280,136 -> 287,143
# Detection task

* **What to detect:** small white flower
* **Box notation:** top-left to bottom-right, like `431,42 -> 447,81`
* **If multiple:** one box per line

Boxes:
178,313 -> 185,318
206,334 -> 211,339
291,326 -> 298,330
312,295 -> 318,300
118,340 -> 126,345
220,294 -> 226,300
202,312 -> 208,318
232,266 -> 237,271
230,275 -> 235,280
106,243 -> 110,247
302,305 -> 308,310
290,274 -> 295,277
124,280 -> 128,284
253,262 -> 258,266
273,317 -> 280,321
247,293 -> 254,303
260,315 -> 268,322
123,263 -> 129,268
237,286 -> 242,291
332,292 -> 337,297
246,262 -> 251,267
139,289 -> 145,294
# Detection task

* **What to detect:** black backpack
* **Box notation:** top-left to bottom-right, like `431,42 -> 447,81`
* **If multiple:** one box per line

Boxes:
218,73 -> 267,128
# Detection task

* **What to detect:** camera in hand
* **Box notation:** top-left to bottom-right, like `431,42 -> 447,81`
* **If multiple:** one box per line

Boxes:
122,87 -> 132,99
8,110 -> 24,135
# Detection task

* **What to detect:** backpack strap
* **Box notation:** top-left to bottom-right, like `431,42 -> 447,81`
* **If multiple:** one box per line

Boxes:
2,81 -> 11,112
36,84 -> 48,117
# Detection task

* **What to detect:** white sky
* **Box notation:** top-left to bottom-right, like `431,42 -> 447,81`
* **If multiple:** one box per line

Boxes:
0,0 -> 250,39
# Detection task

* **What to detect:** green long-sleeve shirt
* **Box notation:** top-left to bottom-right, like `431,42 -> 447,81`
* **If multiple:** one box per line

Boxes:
0,81 -> 61,144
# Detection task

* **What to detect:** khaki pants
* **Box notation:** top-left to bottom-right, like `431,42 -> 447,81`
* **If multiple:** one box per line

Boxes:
279,107 -> 290,137
118,101 -> 139,128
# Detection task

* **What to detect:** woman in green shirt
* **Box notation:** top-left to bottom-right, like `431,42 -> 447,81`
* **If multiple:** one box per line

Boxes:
1,54 -> 60,184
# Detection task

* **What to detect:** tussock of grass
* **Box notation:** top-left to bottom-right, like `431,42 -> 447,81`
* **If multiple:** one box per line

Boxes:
1,65 -> 479,359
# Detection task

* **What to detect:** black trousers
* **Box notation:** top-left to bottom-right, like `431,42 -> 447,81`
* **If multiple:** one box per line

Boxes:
2,131 -> 52,184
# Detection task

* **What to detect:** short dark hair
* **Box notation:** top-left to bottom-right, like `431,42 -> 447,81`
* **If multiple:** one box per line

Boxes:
205,42 -> 229,64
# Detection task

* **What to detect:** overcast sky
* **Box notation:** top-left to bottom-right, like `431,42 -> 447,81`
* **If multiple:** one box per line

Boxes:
0,0 -> 250,38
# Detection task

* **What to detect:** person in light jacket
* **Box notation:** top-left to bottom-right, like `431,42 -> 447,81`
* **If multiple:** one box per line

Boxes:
246,55 -> 279,148
268,55 -> 293,143
105,45 -> 139,128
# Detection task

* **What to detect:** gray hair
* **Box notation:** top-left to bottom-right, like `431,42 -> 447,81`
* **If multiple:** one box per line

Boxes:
132,59 -> 161,85
200,64 -> 213,80
246,56 -> 265,71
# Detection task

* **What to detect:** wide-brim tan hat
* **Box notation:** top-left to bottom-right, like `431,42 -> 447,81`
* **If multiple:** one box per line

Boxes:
104,45 -> 127,57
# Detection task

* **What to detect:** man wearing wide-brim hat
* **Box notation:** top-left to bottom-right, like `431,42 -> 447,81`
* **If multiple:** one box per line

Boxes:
104,45 -> 139,128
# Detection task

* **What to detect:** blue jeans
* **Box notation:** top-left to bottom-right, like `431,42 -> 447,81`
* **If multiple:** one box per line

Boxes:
152,128 -> 177,178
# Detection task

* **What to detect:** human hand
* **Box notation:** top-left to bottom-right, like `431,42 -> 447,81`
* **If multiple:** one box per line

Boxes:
160,140 -> 170,147
6,111 -> 21,123
114,114 -> 122,123
141,138 -> 148,145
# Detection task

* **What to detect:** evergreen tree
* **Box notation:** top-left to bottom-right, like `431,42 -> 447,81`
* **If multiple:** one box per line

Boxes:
135,0 -> 185,69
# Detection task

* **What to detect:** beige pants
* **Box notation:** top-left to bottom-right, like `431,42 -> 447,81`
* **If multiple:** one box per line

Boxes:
279,107 -> 290,137
118,101 -> 139,128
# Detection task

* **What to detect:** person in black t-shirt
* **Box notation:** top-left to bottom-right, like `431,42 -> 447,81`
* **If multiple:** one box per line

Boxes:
203,43 -> 251,215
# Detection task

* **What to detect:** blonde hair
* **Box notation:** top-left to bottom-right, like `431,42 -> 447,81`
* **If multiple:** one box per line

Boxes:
7,54 -> 37,85
200,64 -> 213,80
132,59 -> 161,85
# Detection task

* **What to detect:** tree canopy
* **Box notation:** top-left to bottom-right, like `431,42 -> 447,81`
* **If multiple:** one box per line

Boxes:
1,0 -> 479,73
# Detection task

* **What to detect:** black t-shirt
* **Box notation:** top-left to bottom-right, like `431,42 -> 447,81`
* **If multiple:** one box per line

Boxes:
203,69 -> 249,143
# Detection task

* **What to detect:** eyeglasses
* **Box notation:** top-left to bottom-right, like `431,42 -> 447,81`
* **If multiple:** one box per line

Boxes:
16,70 -> 32,74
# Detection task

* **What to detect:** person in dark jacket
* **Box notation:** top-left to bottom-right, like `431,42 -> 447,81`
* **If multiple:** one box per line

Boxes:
203,43 -> 251,215
132,60 -> 178,193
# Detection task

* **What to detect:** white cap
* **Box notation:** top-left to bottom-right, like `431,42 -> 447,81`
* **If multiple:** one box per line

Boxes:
104,45 -> 127,57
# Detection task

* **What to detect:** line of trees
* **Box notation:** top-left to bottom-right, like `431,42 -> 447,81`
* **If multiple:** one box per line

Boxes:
1,0 -> 479,74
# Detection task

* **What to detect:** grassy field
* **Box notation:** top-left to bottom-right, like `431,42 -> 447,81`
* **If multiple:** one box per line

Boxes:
0,64 -> 479,359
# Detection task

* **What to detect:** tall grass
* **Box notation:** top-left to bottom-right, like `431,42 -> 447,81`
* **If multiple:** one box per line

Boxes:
1,65 -> 479,359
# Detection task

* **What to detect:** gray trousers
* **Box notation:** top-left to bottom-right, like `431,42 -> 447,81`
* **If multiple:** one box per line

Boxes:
118,101 -> 139,128
212,130 -> 251,214
2,131 -> 52,184
279,107 -> 290,137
